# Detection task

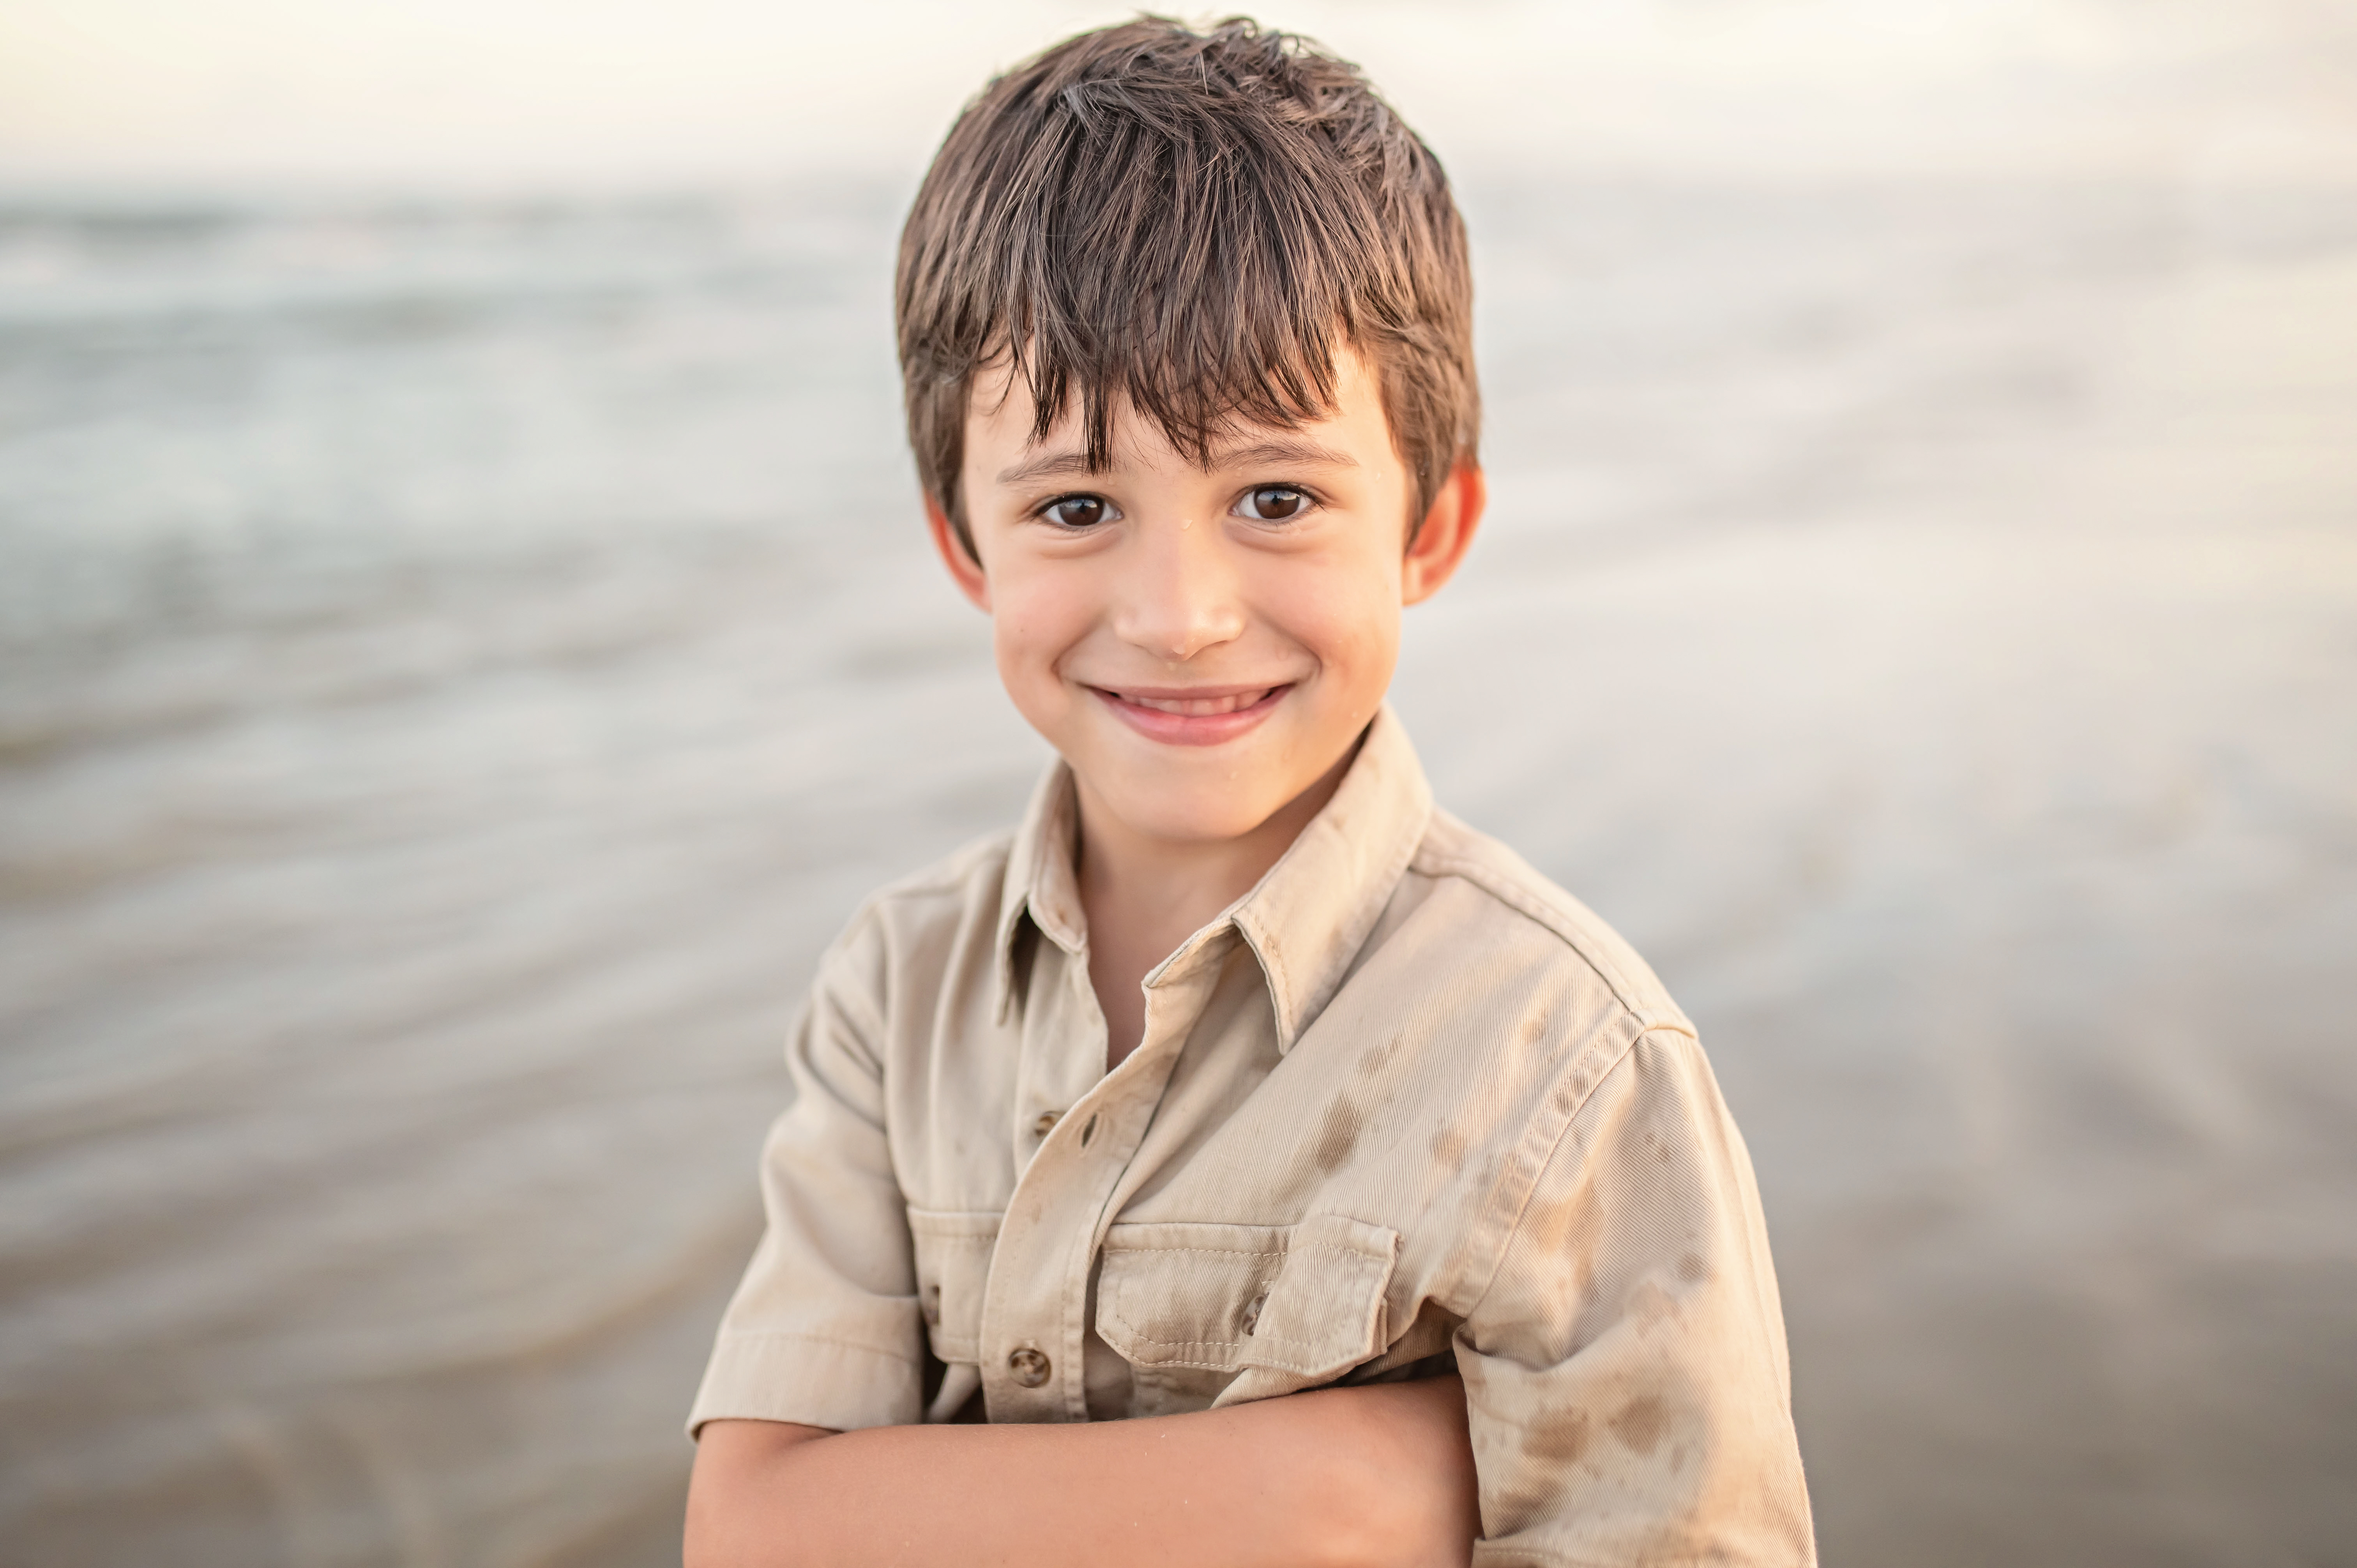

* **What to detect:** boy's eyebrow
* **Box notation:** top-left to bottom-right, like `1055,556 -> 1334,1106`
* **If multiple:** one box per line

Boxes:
995,449 -> 1099,487
1208,438 -> 1359,472
994,437 -> 1359,488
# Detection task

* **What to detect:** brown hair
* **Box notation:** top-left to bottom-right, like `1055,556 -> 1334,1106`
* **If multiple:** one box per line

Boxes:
896,15 -> 1478,546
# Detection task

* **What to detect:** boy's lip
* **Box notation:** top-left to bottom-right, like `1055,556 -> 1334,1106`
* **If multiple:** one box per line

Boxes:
1086,682 -> 1291,746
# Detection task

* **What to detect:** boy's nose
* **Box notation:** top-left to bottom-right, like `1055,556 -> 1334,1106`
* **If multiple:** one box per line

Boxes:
1111,514 -> 1246,663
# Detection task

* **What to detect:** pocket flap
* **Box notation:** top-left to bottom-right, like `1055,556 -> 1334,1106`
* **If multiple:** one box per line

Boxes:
1097,1214 -> 1399,1382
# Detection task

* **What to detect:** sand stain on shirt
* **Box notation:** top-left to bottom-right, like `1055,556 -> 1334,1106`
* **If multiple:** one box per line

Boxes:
1610,1394 -> 1672,1457
1312,1096 -> 1365,1175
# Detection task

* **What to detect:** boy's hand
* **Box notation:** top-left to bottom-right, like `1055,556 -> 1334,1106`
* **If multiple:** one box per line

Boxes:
686,1374 -> 1478,1568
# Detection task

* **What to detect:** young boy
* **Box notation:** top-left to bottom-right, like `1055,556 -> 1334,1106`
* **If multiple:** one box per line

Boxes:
686,18 -> 1813,1567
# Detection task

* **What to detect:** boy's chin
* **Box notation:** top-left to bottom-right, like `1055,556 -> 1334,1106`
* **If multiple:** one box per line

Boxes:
1078,761 -> 1312,848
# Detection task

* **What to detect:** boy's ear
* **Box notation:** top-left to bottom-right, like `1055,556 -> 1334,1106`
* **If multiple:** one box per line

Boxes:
1401,460 -> 1486,606
925,494 -> 992,612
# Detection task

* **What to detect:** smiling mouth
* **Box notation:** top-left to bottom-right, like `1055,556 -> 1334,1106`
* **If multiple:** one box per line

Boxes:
1087,682 -> 1292,745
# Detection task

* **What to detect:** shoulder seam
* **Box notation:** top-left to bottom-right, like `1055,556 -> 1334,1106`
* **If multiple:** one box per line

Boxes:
853,829 -> 1017,909
813,828 -> 1016,1040
1410,849 -> 1692,1037
1461,1024 -> 1689,1324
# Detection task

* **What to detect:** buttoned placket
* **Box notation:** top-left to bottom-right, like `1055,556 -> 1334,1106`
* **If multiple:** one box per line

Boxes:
977,920 -> 1240,1422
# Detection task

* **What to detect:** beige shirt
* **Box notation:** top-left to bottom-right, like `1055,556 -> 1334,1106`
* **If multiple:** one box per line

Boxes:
691,708 -> 1815,1565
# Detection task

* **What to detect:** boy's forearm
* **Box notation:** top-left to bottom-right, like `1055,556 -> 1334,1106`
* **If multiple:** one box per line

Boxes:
686,1377 -> 1476,1568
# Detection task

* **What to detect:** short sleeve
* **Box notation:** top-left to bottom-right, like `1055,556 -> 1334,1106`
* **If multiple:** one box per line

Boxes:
1455,1030 -> 1816,1565
686,917 -> 924,1436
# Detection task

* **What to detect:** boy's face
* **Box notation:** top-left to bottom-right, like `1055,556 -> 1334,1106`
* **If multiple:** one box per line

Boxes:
932,348 -> 1482,849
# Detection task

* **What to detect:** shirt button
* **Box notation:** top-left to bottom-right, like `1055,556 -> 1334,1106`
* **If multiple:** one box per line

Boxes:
1033,1110 -> 1062,1136
1240,1289 -> 1268,1337
1007,1346 -> 1051,1388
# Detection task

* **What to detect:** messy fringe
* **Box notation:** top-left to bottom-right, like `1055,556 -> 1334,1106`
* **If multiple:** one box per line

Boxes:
896,16 -> 1478,542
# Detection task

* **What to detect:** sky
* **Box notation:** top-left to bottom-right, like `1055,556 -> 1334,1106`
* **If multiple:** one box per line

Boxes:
2,0 -> 2354,189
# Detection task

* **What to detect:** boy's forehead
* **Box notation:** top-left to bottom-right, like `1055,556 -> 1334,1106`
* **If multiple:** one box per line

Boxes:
966,347 -> 1386,481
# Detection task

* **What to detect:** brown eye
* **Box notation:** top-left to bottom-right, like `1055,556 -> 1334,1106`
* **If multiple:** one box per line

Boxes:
1238,486 -> 1308,521
1042,495 -> 1113,528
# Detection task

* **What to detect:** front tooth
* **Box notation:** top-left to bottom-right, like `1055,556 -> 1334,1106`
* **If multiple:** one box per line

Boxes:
1127,689 -> 1266,715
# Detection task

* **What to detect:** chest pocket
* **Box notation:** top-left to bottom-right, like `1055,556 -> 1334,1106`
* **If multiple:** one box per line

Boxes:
907,1208 -> 1000,1366
1095,1213 -> 1401,1403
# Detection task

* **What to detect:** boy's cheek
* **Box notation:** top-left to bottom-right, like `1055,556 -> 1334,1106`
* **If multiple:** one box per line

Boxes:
1282,590 -> 1400,683
995,599 -> 1085,673
987,600 -> 1094,729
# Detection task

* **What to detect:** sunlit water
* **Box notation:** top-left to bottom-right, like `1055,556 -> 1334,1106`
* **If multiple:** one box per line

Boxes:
2,168 -> 2353,1566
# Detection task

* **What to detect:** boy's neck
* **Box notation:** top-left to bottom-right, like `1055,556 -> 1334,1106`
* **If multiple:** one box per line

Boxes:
1072,738 -> 1359,1069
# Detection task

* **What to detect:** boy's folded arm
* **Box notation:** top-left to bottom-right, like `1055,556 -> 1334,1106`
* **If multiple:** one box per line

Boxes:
1454,1029 -> 1816,1567
685,1375 -> 1477,1568
689,925 -> 931,1436
689,931 -> 1478,1566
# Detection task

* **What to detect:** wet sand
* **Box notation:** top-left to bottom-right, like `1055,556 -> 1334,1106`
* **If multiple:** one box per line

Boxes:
2,171 -> 2353,1565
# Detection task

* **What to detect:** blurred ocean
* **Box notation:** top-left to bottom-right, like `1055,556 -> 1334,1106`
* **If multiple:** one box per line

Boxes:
2,166 -> 2353,1566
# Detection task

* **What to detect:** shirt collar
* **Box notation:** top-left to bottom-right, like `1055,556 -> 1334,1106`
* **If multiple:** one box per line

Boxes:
992,704 -> 1434,1052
